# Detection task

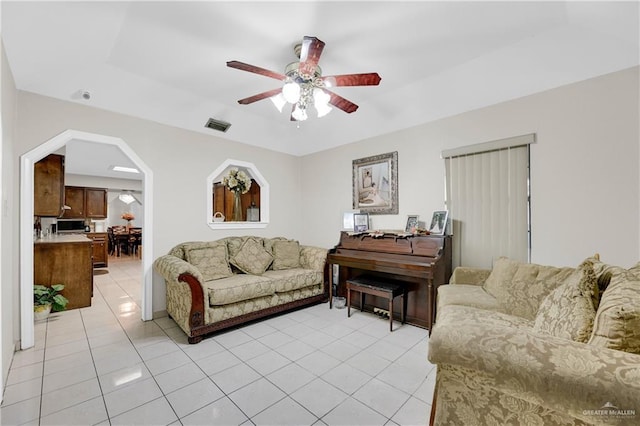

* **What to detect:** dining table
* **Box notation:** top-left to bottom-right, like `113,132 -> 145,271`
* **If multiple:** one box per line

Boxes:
112,228 -> 142,257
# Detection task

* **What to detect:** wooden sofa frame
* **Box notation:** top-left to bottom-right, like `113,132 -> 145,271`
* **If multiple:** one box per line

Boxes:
175,263 -> 329,344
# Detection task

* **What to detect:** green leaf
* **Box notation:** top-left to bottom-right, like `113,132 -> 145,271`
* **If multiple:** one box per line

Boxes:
52,294 -> 68,306
33,285 -> 49,296
51,294 -> 68,312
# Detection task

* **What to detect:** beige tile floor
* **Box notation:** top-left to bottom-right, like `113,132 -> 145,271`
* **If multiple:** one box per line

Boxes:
1,255 -> 436,425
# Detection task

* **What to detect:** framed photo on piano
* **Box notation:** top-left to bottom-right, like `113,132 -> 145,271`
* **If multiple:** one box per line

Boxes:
405,215 -> 419,233
429,210 -> 448,235
353,213 -> 370,233
352,151 -> 398,215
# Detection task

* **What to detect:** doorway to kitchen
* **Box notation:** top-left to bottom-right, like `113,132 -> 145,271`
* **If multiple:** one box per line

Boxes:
19,129 -> 154,349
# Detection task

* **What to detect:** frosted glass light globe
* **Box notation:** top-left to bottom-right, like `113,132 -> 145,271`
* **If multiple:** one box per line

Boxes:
282,82 -> 301,103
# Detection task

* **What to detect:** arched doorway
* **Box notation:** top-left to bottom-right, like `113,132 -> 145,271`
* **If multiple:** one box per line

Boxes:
19,130 -> 153,349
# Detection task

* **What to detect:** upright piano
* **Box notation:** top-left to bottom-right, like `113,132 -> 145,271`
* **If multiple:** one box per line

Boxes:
328,231 -> 452,330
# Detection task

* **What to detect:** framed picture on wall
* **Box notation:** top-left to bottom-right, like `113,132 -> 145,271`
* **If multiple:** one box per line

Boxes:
405,215 -> 419,233
353,213 -> 370,233
352,151 -> 398,215
429,211 -> 448,235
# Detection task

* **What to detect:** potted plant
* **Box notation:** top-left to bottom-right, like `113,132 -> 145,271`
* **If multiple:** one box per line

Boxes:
34,284 -> 69,320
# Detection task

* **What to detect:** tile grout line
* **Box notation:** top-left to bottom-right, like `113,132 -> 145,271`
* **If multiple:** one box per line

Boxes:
37,318 -> 48,426
103,258 -> 250,423
35,294 -> 107,422
34,259 -> 149,424
247,312 -> 380,424
13,255 -> 434,426
78,290 -> 112,426
92,264 -> 183,423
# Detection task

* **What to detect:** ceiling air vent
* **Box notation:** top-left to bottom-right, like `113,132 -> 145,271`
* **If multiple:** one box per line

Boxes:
205,118 -> 231,133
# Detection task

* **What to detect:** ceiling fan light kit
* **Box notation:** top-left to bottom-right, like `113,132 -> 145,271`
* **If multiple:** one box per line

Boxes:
282,80 -> 301,103
227,36 -> 381,122
270,93 -> 287,113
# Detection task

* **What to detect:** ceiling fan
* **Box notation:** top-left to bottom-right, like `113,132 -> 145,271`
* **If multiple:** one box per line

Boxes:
227,36 -> 381,121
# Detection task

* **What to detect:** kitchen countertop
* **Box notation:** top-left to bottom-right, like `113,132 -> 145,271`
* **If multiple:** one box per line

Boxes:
35,234 -> 92,244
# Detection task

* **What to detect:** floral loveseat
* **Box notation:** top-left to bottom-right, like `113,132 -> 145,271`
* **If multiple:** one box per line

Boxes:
428,255 -> 640,425
154,236 -> 328,343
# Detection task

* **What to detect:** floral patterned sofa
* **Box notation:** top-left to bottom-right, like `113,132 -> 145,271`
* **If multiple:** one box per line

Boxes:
154,236 -> 328,343
428,255 -> 640,425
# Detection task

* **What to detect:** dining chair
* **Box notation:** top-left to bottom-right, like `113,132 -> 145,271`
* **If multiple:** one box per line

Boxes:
107,227 -> 117,256
128,229 -> 142,258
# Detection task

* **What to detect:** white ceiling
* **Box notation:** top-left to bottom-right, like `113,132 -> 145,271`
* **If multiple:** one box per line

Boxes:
63,139 -> 142,181
2,1 -> 639,158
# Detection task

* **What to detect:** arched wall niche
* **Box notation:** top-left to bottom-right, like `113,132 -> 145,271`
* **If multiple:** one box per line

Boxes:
207,159 -> 269,229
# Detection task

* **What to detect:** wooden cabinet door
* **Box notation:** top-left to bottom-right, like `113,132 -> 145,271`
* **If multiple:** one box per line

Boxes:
34,154 -> 64,217
61,186 -> 85,218
87,233 -> 108,267
85,188 -> 107,218
62,187 -> 107,219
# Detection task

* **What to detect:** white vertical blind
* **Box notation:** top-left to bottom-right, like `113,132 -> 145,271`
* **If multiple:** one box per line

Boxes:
444,136 -> 532,269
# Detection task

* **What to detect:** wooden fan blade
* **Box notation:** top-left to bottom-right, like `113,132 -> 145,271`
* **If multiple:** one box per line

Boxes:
237,88 -> 283,105
322,73 -> 381,87
298,36 -> 325,77
325,90 -> 359,114
227,61 -> 286,81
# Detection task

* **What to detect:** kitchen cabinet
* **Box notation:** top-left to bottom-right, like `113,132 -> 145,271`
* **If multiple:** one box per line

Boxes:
34,154 -> 65,217
61,186 -> 85,218
86,232 -> 108,268
62,186 -> 107,219
85,188 -> 108,218
34,235 -> 93,309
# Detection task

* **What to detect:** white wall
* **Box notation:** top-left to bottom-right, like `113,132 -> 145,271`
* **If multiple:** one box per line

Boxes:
13,91 -> 303,315
5,63 -> 639,341
107,190 -> 143,228
301,67 -> 640,269
1,40 -> 18,388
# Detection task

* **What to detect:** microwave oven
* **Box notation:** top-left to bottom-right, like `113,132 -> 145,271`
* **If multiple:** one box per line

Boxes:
56,219 -> 86,233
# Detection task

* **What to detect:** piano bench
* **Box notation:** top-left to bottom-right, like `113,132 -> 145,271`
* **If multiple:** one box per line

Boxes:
346,276 -> 407,332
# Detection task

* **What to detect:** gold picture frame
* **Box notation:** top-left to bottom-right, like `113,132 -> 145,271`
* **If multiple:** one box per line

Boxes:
352,151 -> 398,215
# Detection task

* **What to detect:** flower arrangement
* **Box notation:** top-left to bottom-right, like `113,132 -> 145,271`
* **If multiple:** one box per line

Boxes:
222,168 -> 251,194
121,212 -> 135,221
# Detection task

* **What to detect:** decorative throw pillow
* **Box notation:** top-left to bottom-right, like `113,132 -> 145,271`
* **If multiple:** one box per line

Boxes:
271,240 -> 301,270
224,236 -> 247,259
586,253 -> 614,309
263,237 -> 289,256
483,257 -> 573,320
533,259 -> 598,343
184,242 -> 233,281
230,237 -> 273,275
482,257 -> 519,297
588,268 -> 640,354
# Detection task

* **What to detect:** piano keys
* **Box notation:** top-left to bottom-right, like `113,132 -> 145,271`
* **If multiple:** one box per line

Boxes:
327,231 -> 452,330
